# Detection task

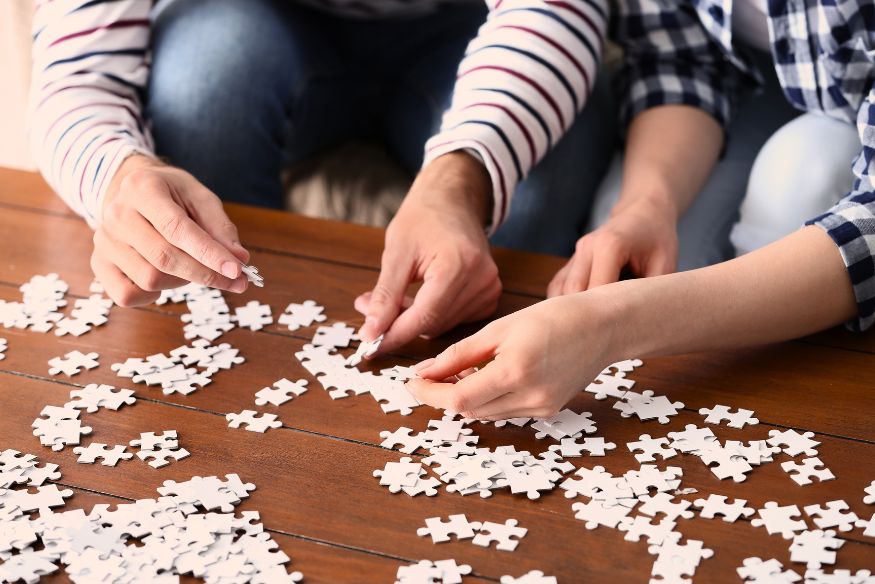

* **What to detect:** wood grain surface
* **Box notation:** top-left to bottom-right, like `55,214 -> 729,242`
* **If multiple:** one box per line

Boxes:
0,168 -> 872,583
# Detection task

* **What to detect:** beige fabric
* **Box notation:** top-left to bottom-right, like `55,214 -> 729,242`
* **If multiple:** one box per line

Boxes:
285,142 -> 410,228
0,1 -> 35,171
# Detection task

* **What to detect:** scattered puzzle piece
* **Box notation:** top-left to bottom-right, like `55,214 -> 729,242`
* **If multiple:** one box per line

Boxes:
226,410 -> 282,433
67,384 -> 136,413
803,500 -> 859,532
254,378 -> 309,407
693,494 -> 754,523
72,443 -> 133,466
346,334 -> 383,367
767,429 -> 820,458
751,502 -> 808,539
47,351 -> 99,376
233,300 -> 273,331
278,300 -> 326,330
470,519 -> 527,551
626,434 -> 677,463
416,514 -> 478,543
789,529 -> 843,569
781,457 -> 835,486
736,557 -> 800,583
698,404 -> 759,428
501,571 -> 557,584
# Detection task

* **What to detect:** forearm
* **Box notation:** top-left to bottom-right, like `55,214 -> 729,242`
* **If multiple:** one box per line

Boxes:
616,106 -> 723,218
597,226 -> 857,359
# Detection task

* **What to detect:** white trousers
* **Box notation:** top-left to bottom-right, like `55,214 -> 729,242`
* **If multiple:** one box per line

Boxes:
729,113 -> 860,255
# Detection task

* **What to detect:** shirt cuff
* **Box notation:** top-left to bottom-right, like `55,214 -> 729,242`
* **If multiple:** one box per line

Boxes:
806,190 -> 875,332
423,132 -> 510,236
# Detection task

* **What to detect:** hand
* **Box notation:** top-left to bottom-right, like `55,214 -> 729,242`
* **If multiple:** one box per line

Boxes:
406,291 -> 618,420
92,155 -> 250,306
355,152 -> 502,354
548,195 -> 678,297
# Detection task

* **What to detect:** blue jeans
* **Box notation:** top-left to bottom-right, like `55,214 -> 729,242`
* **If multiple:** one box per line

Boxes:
147,0 -> 615,256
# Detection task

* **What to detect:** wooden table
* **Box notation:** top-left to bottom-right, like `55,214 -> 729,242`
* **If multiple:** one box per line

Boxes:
0,167 -> 873,583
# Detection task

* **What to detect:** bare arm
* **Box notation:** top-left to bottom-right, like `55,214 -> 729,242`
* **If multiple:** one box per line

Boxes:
410,226 -> 857,420
612,226 -> 856,357
618,105 -> 723,220
549,105 -> 723,295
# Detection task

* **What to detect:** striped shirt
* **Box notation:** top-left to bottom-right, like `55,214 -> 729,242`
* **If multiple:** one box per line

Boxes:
28,0 -> 607,232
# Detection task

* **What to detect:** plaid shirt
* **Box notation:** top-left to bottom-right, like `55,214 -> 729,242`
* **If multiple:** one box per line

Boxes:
611,0 -> 875,331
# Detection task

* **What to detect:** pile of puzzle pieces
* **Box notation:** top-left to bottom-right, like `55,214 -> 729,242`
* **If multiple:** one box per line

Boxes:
372,359 -> 875,582
0,449 -> 302,583
3,274 -> 875,583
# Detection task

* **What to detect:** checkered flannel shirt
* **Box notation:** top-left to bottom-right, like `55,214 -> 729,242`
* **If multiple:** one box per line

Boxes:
611,0 -> 875,330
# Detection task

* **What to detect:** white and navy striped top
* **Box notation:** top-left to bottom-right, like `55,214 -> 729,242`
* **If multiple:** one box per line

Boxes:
28,0 -> 607,230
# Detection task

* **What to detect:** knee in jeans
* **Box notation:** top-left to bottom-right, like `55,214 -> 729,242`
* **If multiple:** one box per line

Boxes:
149,0 -> 300,127
743,115 -> 858,227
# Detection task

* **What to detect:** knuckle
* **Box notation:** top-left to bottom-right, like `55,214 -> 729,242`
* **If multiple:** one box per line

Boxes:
157,212 -> 185,243
200,270 -> 221,289
418,310 -> 441,334
194,240 -> 215,265
103,200 -> 125,224
114,287 -> 141,308
448,395 -> 470,414
441,343 -> 460,363
139,269 -> 165,292
458,245 -> 484,269
369,284 -> 394,306
148,244 -> 175,272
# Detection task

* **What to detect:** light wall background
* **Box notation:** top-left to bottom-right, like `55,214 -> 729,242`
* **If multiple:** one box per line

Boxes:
0,1 -> 36,170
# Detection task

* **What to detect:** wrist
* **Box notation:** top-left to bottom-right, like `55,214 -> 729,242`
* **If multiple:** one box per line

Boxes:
105,154 -> 162,205
613,178 -> 679,221
578,279 -> 660,364
415,151 -> 494,227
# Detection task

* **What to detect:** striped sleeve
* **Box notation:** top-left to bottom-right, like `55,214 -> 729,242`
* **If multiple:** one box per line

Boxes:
423,0 -> 608,233
28,0 -> 155,226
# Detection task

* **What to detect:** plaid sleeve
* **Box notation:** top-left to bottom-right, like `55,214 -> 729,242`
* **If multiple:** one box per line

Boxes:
806,90 -> 875,332
610,0 -> 747,130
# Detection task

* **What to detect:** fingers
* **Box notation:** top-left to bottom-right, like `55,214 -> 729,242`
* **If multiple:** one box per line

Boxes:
561,246 -> 593,295
115,211 -> 246,293
459,392 -> 532,421
187,189 -> 250,263
588,246 -> 627,288
136,192 -> 244,281
90,252 -> 159,307
354,291 -> 414,317
413,326 -> 498,380
358,248 -> 414,342
407,363 -> 507,415
547,262 -> 571,298
94,230 -> 187,293
644,252 -> 676,277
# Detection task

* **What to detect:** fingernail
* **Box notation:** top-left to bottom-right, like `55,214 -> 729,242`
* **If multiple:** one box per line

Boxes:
221,261 -> 239,279
414,358 -> 436,372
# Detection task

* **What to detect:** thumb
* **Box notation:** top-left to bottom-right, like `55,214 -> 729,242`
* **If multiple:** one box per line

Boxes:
414,325 -> 498,381
192,190 -> 250,263
359,249 -> 413,341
